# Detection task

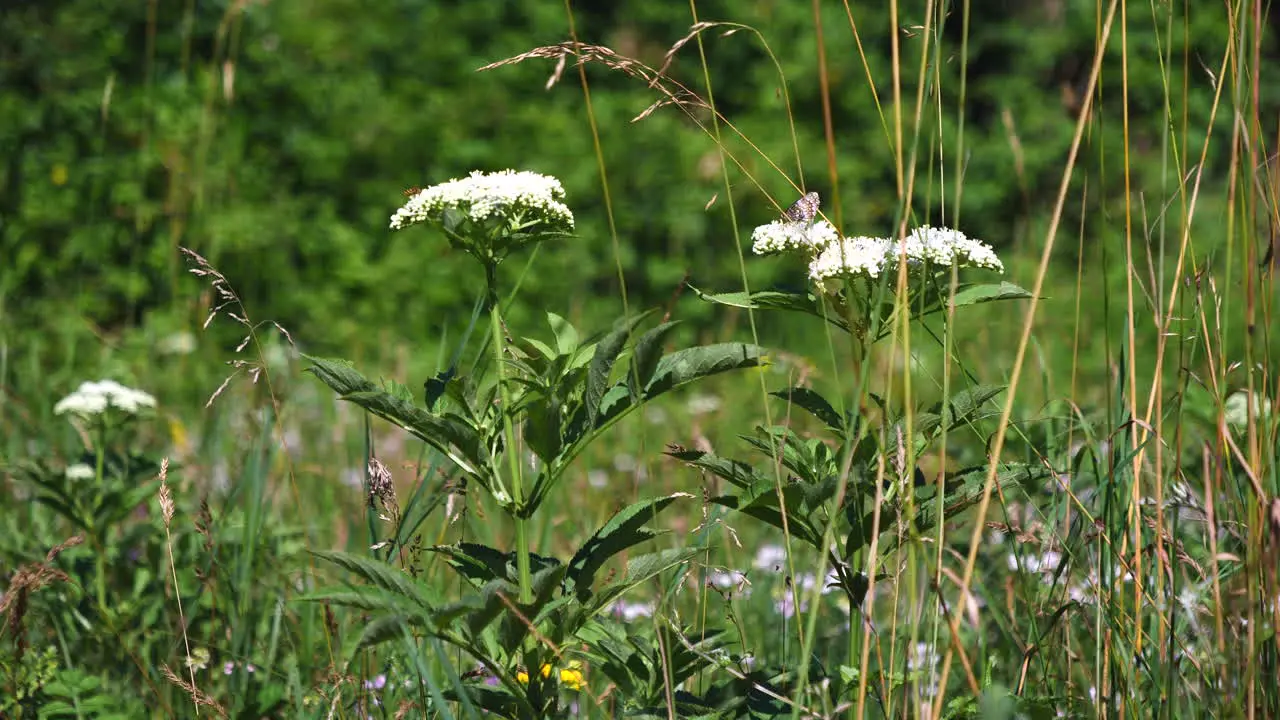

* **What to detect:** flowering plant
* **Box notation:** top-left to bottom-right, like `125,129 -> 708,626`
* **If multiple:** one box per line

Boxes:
302,170 -> 765,718
15,379 -> 163,612
670,195 -> 1042,708
707,206 -> 1027,344
391,170 -> 574,301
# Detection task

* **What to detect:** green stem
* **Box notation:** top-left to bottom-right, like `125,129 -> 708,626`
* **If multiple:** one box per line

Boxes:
93,425 -> 108,613
486,262 -> 532,603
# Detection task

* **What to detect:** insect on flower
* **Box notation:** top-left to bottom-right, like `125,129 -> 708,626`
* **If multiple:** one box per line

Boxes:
402,186 -> 423,197
782,191 -> 820,223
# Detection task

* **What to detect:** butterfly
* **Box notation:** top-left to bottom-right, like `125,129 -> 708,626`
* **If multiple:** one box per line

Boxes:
782,191 -> 820,223
402,186 -> 423,197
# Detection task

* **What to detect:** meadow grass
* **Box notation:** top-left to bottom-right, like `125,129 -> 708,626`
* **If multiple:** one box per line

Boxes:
2,0 -> 1278,718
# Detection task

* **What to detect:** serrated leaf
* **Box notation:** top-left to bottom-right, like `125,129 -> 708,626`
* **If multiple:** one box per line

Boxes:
304,355 -> 373,395
296,589 -> 416,613
772,387 -> 845,432
689,286 -> 849,332
666,448 -> 769,492
586,312 -> 652,428
950,281 -> 1034,308
306,356 -> 486,473
430,542 -> 561,586
310,550 -> 437,609
939,384 -> 1006,429
588,547 -> 704,614
568,492 -> 691,598
353,614 -> 422,650
629,321 -> 681,397
341,391 -> 485,472
643,343 -> 764,398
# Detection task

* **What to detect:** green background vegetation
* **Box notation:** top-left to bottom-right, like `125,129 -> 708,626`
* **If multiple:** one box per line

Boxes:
5,0 -> 1269,362
3,0 -> 1279,717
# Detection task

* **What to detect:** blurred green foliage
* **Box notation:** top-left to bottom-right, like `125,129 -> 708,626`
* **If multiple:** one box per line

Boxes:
0,0 -> 1273,359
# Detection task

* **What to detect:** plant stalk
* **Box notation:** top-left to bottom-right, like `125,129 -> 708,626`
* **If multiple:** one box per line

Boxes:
486,262 -> 532,603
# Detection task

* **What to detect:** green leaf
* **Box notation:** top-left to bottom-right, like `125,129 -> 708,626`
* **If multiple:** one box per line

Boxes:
431,542 -> 561,586
448,684 -> 522,720
642,343 -> 764,398
309,550 -> 437,609
548,312 -> 579,354
588,547 -> 705,615
586,312 -> 652,428
306,356 -> 488,474
939,384 -> 1006,429
690,286 -> 849,332
463,565 -> 566,642
354,614 -> 423,651
520,336 -> 558,362
950,281 -> 1034,308
295,589 -> 419,614
666,448 -> 769,492
305,355 -> 374,395
567,492 -> 692,598
629,321 -> 681,397
710,490 -> 823,549
522,393 -> 563,462
772,387 -> 845,432
908,463 -> 1049,539
344,391 -> 484,470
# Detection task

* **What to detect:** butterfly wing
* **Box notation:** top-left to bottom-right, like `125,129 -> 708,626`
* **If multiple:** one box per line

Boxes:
782,191 -> 820,223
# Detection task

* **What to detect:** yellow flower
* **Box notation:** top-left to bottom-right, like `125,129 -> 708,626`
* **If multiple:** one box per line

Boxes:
516,664 -> 552,685
558,666 -> 585,691
51,163 -> 68,186
515,662 -> 584,691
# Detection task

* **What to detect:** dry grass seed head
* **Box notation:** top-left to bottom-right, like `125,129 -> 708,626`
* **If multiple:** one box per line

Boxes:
0,536 -> 83,651
160,663 -> 228,718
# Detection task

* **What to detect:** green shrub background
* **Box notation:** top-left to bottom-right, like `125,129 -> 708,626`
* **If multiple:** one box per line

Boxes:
4,0 -> 1270,363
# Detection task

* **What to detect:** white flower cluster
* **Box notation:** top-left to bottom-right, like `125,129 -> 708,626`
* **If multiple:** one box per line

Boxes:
750,219 -> 839,256
389,170 -> 574,232
897,226 -> 1003,271
809,236 -> 893,282
752,217 -> 1003,285
54,380 -> 156,417
1225,390 -> 1272,429
65,463 -> 96,480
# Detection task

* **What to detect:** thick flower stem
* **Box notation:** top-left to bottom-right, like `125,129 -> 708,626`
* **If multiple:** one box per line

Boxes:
486,264 -> 533,603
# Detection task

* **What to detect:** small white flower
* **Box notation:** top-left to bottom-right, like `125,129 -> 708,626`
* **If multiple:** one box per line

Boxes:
157,331 -> 197,355
612,453 -> 637,473
685,393 -> 722,415
587,470 -> 609,488
908,642 -> 939,672
1007,549 -> 1062,574
341,467 -> 364,490
608,599 -> 655,622
53,389 -> 108,416
390,170 -> 574,233
893,226 -> 1004,272
1225,390 -> 1272,428
65,463 -> 95,481
808,236 -> 892,282
753,544 -> 787,571
750,219 -> 839,256
707,569 -> 748,591
184,648 -> 210,671
54,380 -> 156,417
